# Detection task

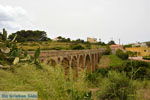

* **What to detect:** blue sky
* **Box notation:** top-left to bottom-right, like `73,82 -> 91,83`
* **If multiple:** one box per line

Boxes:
0,0 -> 149,44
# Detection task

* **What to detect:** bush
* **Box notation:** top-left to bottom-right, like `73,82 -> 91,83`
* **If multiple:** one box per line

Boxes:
69,44 -> 85,50
85,43 -> 91,49
123,60 -> 150,79
126,51 -> 137,57
97,71 -> 136,100
116,49 -> 129,60
96,68 -> 109,77
103,46 -> 111,55
95,60 -> 150,80
143,56 -> 150,60
85,72 -> 102,87
50,47 -> 64,50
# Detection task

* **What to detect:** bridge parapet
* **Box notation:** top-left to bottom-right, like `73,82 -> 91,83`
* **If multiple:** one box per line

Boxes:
28,48 -> 105,57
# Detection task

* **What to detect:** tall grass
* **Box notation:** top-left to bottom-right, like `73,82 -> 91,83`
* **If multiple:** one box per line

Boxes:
0,63 -> 91,100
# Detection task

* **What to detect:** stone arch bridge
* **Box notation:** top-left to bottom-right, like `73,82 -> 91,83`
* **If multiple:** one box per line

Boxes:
28,48 -> 105,75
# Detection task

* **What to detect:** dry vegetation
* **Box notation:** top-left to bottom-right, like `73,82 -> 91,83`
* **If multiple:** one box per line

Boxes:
17,41 -> 104,51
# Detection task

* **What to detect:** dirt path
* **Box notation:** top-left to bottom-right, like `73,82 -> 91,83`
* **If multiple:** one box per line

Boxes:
138,89 -> 150,100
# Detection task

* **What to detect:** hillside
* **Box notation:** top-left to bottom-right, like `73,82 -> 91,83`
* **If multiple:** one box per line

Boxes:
17,41 -> 105,51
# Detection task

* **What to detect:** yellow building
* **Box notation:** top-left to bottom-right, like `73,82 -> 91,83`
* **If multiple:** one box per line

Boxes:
126,47 -> 150,56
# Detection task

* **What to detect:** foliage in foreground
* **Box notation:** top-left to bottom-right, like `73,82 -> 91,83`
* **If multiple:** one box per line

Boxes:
0,61 -> 149,100
97,71 -> 136,100
86,60 -> 150,100
0,28 -> 41,68
0,64 -> 91,100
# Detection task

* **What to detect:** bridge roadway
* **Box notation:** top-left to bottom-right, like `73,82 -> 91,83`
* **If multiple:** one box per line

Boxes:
28,48 -> 105,75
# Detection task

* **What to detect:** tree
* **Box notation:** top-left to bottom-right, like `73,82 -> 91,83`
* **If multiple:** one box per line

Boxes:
57,36 -> 71,42
2,28 -> 7,41
57,36 -> 63,40
108,40 -> 116,45
97,41 -> 106,46
85,42 -> 91,49
73,39 -> 84,43
8,30 -> 49,42
0,32 -> 3,41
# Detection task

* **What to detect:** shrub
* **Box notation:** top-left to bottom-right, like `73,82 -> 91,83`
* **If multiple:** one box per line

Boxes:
50,47 -> 63,50
143,56 -> 150,60
123,44 -> 132,48
123,60 -> 150,79
85,43 -> 91,49
126,51 -> 137,57
103,46 -> 111,55
96,68 -> 109,77
85,72 -> 102,87
116,49 -> 129,60
97,71 -> 136,100
69,44 -> 85,50
96,60 -> 150,80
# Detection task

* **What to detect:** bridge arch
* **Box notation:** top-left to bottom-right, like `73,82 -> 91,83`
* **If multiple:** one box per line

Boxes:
70,56 -> 78,77
61,57 -> 70,75
78,55 -> 85,70
46,58 -> 57,66
91,54 -> 96,71
50,59 -> 57,66
85,54 -> 92,72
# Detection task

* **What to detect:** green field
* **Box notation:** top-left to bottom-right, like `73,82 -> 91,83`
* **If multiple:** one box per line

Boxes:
98,54 -> 124,68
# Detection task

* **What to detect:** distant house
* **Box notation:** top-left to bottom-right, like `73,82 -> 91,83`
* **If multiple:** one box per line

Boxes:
110,44 -> 124,54
140,43 -> 148,47
132,42 -> 148,47
87,37 -> 97,43
126,47 -> 150,56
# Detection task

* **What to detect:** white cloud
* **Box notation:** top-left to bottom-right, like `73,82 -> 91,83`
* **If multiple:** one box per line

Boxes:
0,0 -> 149,43
0,5 -> 35,32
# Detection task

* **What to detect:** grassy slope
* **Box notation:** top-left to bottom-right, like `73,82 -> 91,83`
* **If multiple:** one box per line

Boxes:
98,55 -> 110,68
17,41 -> 104,51
98,55 -> 124,68
108,55 -> 124,67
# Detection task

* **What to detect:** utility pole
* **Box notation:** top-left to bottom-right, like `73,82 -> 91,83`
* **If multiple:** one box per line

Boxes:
99,38 -> 101,42
119,38 -> 120,45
